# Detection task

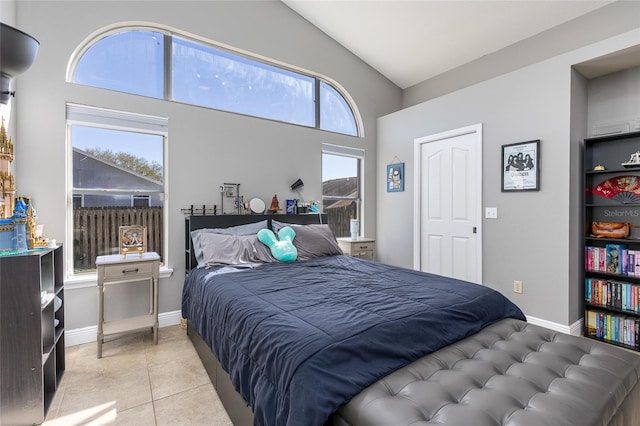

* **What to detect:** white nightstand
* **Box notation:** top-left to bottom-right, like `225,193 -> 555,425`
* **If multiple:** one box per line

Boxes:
96,252 -> 160,358
337,237 -> 376,261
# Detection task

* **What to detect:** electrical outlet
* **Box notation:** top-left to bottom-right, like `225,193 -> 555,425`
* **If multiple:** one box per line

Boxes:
513,280 -> 523,294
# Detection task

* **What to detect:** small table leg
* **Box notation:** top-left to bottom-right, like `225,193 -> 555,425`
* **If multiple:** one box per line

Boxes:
97,332 -> 103,359
153,276 -> 159,344
97,281 -> 104,359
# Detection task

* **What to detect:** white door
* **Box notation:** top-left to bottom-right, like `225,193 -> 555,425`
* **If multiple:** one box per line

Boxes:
413,124 -> 482,283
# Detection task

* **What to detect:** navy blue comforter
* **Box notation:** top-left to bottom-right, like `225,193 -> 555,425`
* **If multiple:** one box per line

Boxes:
182,255 -> 525,426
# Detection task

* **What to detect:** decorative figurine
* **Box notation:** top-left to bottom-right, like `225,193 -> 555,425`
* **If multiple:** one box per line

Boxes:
268,194 -> 281,213
0,117 -> 15,219
12,197 -> 28,252
0,120 -> 49,251
23,196 -> 47,248
622,151 -> 640,168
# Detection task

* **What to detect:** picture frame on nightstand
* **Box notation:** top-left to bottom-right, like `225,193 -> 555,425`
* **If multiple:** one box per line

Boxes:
119,225 -> 146,256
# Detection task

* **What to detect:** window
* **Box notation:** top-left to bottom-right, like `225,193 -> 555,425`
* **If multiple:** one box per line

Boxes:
68,25 -> 362,137
319,82 -> 357,136
74,30 -> 164,99
172,36 -> 315,126
132,195 -> 151,207
67,104 -> 167,274
322,144 -> 363,238
72,194 -> 82,209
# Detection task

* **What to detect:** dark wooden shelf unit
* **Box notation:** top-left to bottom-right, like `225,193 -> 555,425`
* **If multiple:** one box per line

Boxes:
0,246 -> 65,425
583,131 -> 640,351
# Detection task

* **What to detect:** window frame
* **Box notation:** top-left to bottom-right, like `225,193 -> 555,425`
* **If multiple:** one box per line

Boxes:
65,103 -> 169,278
321,143 -> 365,237
132,195 -> 151,207
66,22 -> 364,137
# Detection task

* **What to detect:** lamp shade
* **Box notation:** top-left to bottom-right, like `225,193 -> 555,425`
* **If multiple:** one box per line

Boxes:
1,22 -> 40,104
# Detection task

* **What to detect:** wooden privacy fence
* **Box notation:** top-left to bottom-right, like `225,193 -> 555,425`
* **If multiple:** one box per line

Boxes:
73,207 -> 163,271
326,203 -> 358,238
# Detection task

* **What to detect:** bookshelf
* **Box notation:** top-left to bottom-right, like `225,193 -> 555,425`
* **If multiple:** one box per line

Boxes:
0,246 -> 65,425
584,130 -> 640,351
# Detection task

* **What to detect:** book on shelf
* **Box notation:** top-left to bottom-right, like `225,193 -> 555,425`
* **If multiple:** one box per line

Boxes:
583,245 -> 640,276
585,308 -> 640,349
585,279 -> 640,313
606,243 -> 625,274
599,247 -> 604,272
586,309 -> 598,337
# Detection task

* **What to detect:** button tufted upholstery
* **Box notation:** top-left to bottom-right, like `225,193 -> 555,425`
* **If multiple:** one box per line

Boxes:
334,319 -> 640,426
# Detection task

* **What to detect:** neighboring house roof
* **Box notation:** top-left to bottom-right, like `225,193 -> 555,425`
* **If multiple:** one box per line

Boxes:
73,147 -> 162,191
323,177 -> 357,196
322,177 -> 358,209
325,199 -> 356,209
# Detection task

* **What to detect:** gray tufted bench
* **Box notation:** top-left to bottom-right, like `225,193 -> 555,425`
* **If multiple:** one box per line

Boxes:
334,319 -> 640,426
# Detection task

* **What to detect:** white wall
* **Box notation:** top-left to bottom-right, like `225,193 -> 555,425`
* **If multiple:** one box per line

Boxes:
569,69 -> 588,324
377,27 -> 640,326
588,66 -> 640,136
10,1 -> 402,331
403,1 -> 640,109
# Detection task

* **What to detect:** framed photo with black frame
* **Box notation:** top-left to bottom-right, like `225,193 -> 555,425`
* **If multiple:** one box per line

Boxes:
502,140 -> 540,191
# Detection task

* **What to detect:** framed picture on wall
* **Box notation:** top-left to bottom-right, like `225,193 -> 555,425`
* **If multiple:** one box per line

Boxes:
387,163 -> 404,192
502,140 -> 540,191
119,225 -> 147,256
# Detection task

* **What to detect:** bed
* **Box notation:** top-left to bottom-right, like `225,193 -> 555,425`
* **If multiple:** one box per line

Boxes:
182,214 -> 640,426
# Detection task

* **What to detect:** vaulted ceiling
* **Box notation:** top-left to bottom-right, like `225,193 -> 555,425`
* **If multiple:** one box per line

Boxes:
282,1 -> 614,89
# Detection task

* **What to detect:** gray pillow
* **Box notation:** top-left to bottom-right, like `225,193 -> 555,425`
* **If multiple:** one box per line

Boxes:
191,220 -> 268,267
199,232 -> 275,266
271,221 -> 343,260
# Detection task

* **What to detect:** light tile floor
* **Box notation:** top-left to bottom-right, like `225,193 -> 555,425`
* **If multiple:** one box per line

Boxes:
43,325 -> 233,426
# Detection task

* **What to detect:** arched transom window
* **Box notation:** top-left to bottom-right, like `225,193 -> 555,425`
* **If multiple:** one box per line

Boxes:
68,24 -> 362,137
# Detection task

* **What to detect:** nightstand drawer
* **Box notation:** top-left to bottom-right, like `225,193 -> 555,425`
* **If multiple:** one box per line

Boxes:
350,241 -> 375,252
337,237 -> 376,260
101,262 -> 155,280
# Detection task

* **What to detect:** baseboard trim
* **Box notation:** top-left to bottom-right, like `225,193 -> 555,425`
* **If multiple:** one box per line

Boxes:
65,310 -> 183,346
526,315 -> 583,336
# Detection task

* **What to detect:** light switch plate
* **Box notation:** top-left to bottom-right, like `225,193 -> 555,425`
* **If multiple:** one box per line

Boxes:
485,207 -> 498,219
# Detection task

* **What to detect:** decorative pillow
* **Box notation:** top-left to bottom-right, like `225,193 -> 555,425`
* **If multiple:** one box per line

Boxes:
198,232 -> 275,266
257,227 -> 298,263
271,221 -> 343,260
191,220 -> 268,267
